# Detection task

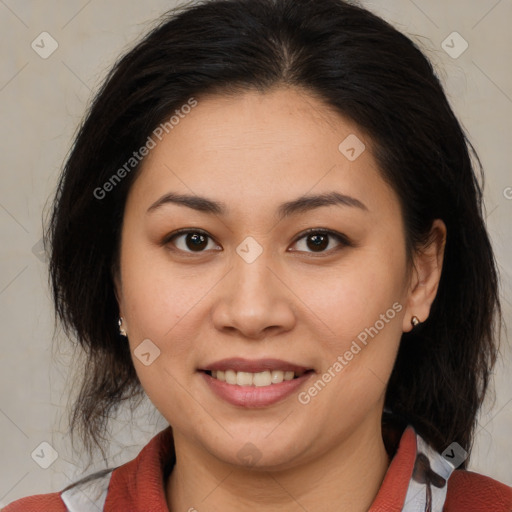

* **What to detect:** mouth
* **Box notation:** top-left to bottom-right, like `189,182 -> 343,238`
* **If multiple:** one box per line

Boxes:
202,368 -> 313,386
199,357 -> 314,386
198,358 -> 316,407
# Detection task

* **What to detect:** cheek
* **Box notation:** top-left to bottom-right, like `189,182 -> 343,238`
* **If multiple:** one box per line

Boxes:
118,239 -> 200,370
293,245 -> 407,420
119,247 -> 202,420
296,246 -> 406,350
121,235 -> 193,328
297,264 -> 405,424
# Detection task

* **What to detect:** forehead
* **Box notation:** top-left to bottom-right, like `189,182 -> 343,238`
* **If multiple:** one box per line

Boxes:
126,87 -> 398,220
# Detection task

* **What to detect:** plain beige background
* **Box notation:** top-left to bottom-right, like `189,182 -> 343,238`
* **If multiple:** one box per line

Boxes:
1,0 -> 511,506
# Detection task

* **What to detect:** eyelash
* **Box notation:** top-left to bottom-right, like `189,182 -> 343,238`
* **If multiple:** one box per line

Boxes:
162,228 -> 352,256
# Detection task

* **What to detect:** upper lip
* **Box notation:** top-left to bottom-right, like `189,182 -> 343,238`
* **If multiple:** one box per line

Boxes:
200,358 -> 312,374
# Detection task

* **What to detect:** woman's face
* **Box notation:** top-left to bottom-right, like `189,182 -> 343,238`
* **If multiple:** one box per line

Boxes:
114,86 -> 442,469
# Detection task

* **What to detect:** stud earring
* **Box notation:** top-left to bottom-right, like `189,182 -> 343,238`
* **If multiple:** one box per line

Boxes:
118,317 -> 127,337
411,316 -> 420,327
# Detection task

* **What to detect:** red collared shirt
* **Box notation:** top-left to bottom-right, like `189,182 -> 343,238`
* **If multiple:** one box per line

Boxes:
3,425 -> 511,511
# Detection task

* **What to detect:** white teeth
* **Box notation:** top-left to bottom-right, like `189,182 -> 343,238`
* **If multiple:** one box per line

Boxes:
253,371 -> 272,387
209,369 -> 301,386
236,371 -> 253,386
271,370 -> 284,384
225,369 -> 237,384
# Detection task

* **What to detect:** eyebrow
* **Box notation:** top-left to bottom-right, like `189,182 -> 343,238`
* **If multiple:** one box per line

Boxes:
146,191 -> 368,219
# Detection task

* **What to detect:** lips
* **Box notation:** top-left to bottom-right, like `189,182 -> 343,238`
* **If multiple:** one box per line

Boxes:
199,358 -> 315,407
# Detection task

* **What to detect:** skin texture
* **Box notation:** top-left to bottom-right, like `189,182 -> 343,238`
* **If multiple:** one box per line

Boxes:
114,86 -> 446,512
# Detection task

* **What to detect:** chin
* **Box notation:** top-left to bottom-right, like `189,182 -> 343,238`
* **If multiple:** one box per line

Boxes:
203,429 -> 312,471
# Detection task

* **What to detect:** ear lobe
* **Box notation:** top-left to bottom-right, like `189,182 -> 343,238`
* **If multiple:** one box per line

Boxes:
402,219 -> 447,332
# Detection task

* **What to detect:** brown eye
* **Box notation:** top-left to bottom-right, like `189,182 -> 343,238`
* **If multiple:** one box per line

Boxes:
291,229 -> 350,254
165,229 -> 219,253
305,232 -> 329,252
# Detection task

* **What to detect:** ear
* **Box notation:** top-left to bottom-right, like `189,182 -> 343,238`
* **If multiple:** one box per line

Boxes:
402,219 -> 447,333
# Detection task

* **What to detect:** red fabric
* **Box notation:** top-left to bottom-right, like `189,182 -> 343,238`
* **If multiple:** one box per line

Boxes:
444,470 -> 512,511
103,426 -> 173,511
2,493 -> 68,512
3,425 -> 511,511
368,426 -> 417,511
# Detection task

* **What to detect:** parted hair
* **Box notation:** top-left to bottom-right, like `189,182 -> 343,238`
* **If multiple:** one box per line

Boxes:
46,0 -> 502,469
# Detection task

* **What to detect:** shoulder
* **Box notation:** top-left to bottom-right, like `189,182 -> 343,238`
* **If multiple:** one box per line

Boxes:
2,492 -> 67,511
444,469 -> 512,511
2,467 -> 114,512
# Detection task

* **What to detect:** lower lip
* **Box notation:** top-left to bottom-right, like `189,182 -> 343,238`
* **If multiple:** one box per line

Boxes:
200,371 -> 314,408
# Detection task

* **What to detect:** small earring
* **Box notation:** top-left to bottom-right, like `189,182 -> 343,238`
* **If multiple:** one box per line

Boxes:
118,317 -> 127,337
411,316 -> 420,327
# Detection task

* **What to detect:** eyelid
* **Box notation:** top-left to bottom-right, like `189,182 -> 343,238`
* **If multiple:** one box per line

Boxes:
163,227 -> 352,254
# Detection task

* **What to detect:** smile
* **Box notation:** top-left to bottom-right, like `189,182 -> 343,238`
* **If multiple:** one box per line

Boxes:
206,369 -> 308,386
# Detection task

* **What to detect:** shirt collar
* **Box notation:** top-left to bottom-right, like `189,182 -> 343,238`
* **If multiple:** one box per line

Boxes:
369,425 -> 455,511
78,423 -> 455,511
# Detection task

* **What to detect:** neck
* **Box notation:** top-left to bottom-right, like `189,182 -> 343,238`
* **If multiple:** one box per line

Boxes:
166,417 -> 390,512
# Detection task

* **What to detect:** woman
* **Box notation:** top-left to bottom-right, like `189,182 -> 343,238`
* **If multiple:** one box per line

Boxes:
4,0 -> 511,510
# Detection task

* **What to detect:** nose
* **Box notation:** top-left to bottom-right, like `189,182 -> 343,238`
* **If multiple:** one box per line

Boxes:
210,246 -> 296,340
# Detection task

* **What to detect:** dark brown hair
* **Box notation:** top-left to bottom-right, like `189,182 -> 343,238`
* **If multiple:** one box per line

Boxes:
46,0 -> 502,470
